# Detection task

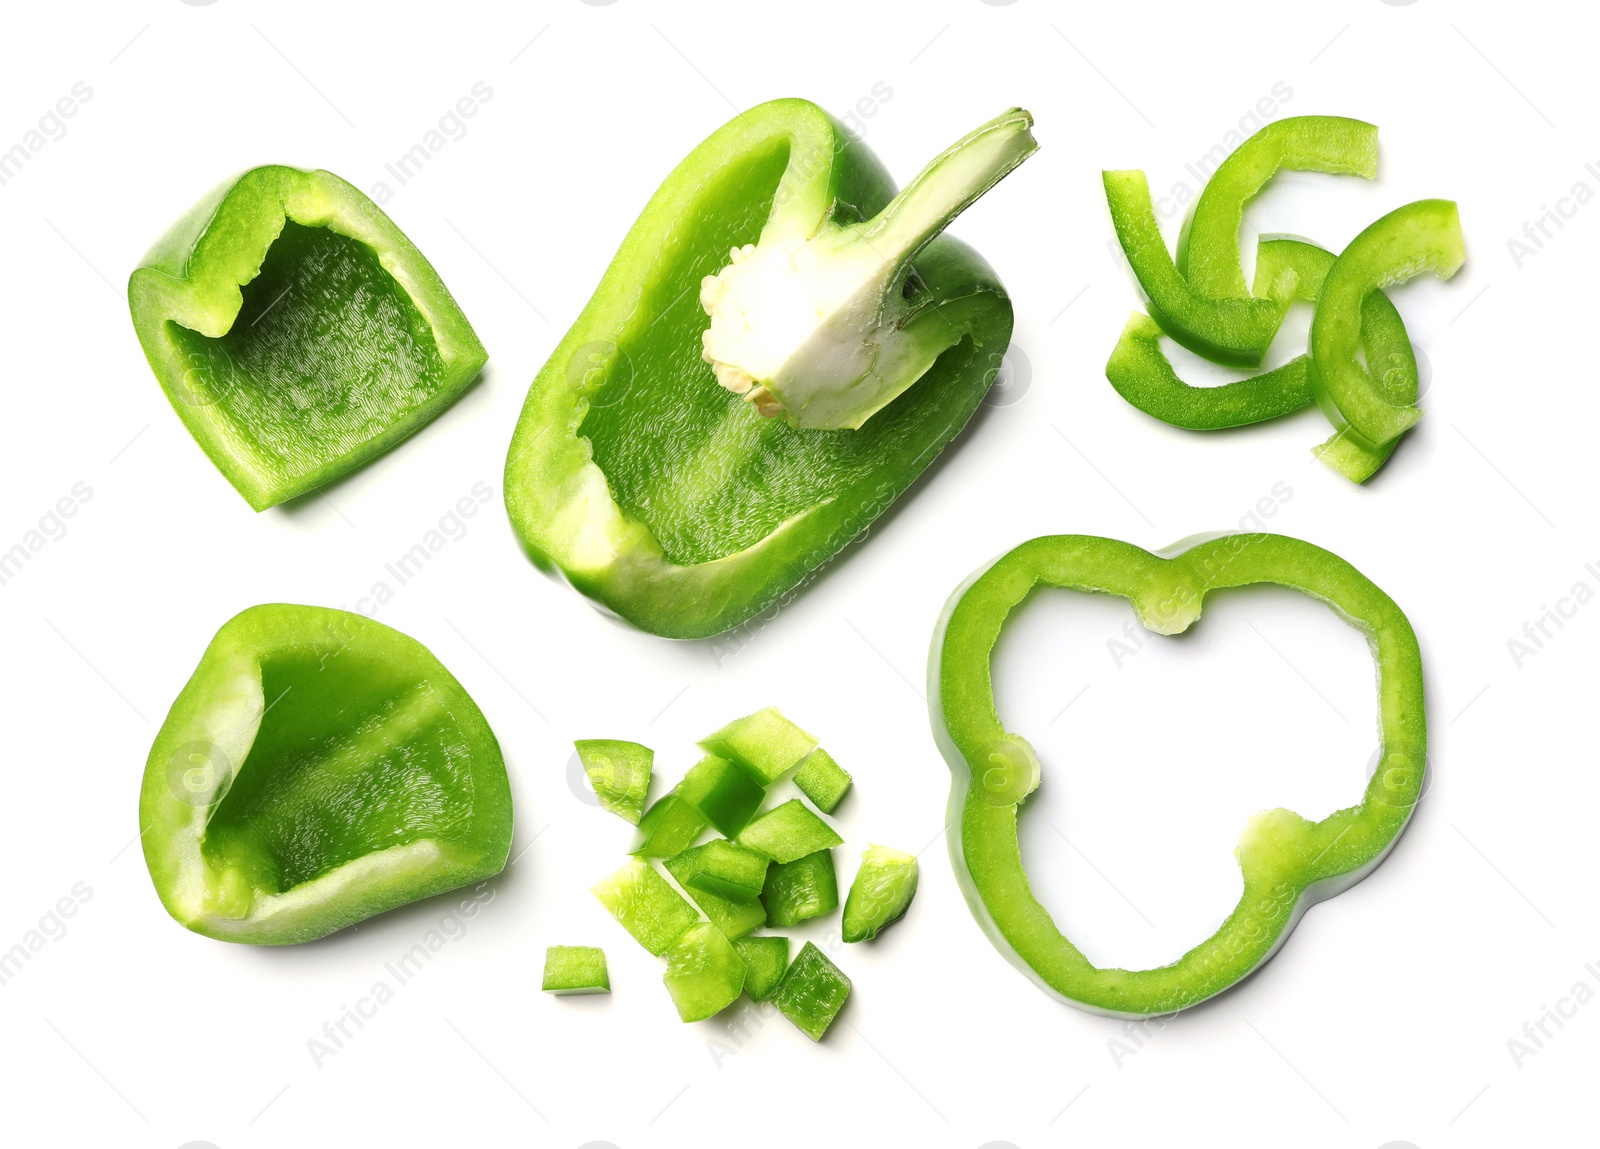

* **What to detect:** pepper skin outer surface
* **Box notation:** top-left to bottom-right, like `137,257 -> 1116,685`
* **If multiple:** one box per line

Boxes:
128,166 -> 487,511
504,99 -> 1029,639
929,533 -> 1426,1017
141,604 -> 513,945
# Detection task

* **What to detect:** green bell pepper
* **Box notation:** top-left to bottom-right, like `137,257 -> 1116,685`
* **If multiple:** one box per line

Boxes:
1105,238 -> 1333,429
841,845 -> 919,943
930,533 -> 1425,1017
1310,198 -> 1465,448
574,738 -> 653,824
128,166 -> 486,510
761,849 -> 838,928
504,99 -> 1035,638
1175,116 -> 1378,299
1107,237 -> 1419,482
677,754 -> 765,838
663,849 -> 766,940
631,792 -> 709,858
699,707 -> 817,785
1311,286 -> 1420,483
663,922 -> 747,1022
141,604 -> 512,945
733,935 -> 790,1003
772,942 -> 851,1041
1104,116 -> 1377,367
671,840 -> 769,903
592,857 -> 700,956
542,946 -> 610,995
792,748 -> 852,814
738,799 -> 842,863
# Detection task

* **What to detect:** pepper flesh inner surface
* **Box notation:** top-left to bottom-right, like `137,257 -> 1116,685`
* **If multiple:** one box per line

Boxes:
201,647 -> 467,895
166,222 -> 449,485
577,139 -> 993,567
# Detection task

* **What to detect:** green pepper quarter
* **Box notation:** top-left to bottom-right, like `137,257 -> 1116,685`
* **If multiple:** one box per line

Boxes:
504,99 -> 1035,638
128,166 -> 487,510
141,605 -> 513,945
930,533 -> 1425,1017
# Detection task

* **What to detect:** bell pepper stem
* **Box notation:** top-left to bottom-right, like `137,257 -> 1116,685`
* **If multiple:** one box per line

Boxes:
854,108 -> 1038,279
699,107 -> 1037,431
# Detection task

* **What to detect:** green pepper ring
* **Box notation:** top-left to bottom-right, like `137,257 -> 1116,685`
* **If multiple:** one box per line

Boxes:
929,533 -> 1426,1017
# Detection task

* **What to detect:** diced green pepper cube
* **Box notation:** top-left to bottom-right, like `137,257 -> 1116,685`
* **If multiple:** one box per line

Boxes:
762,849 -> 838,928
772,941 -> 851,1041
541,946 -> 610,994
733,936 -> 790,1003
665,849 -> 765,939
574,739 -> 653,824
842,844 -> 919,942
677,754 -> 765,838
663,922 -> 746,1022
792,747 -> 852,813
738,798 -> 842,863
591,858 -> 699,956
699,707 -> 818,784
631,792 -> 708,858
673,840 -> 768,903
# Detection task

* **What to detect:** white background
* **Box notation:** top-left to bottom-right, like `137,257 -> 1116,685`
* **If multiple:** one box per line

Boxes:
0,1 -> 1590,1146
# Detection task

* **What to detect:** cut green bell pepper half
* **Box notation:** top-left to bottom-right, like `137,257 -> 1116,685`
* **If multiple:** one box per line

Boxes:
1105,116 -> 1376,367
140,604 -> 513,945
1311,198 -> 1464,447
930,533 -> 1426,1017
504,98 -> 1033,639
128,165 -> 487,510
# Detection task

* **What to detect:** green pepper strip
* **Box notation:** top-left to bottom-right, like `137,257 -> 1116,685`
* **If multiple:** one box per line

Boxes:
504,99 -> 1022,639
1175,116 -> 1378,299
929,533 -> 1425,1017
1105,238 -> 1332,429
1103,170 -> 1279,367
1311,287 -> 1419,483
1104,117 -> 1376,367
1310,199 -> 1464,447
128,166 -> 487,511
1107,238 -> 1419,483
